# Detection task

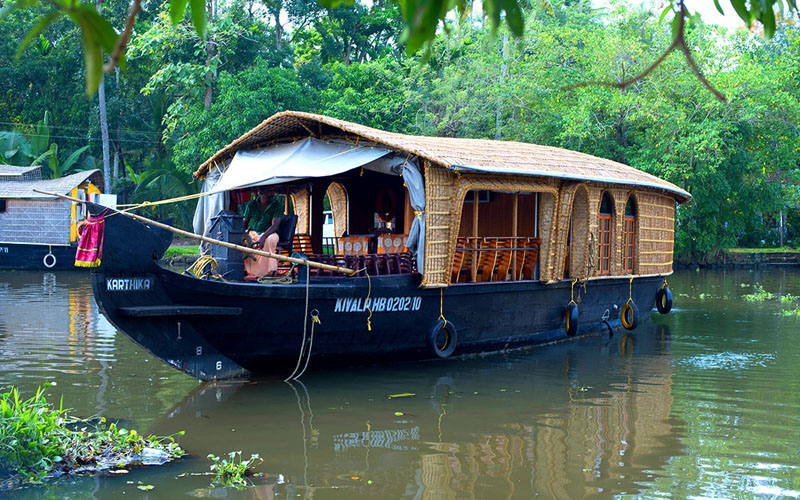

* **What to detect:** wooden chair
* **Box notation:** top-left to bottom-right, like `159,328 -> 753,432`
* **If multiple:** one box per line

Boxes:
493,238 -> 513,281
521,237 -> 541,280
476,238 -> 498,282
292,234 -> 313,255
451,236 -> 468,283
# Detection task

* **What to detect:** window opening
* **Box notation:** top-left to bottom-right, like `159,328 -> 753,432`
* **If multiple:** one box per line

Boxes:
623,197 -> 636,274
598,192 -> 613,275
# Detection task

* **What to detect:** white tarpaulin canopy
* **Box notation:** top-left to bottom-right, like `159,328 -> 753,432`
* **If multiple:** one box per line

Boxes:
210,137 -> 390,193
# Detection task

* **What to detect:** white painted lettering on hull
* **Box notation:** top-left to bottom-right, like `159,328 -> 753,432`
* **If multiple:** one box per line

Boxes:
105,277 -> 152,291
334,296 -> 421,313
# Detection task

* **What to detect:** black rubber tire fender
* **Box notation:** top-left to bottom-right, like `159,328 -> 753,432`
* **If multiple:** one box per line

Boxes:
656,287 -> 673,314
621,301 -> 639,330
428,320 -> 457,359
565,302 -> 578,337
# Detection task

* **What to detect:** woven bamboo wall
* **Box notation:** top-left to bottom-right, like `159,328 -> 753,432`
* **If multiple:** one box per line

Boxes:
423,162 -> 457,287
0,199 -> 71,245
538,192 -> 556,282
444,174 -> 558,287
635,191 -> 675,275
326,182 -> 348,237
291,189 -> 310,234
569,185 -> 590,279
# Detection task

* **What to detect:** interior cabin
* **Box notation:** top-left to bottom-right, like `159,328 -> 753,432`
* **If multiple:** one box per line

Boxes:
193,112 -> 690,286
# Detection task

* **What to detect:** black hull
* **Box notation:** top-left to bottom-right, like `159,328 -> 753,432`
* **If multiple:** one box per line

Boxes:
0,243 -> 79,270
90,204 -> 669,381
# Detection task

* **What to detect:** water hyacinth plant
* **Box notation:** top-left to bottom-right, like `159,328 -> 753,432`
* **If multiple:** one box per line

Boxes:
207,451 -> 263,489
0,387 -> 68,482
742,284 -> 775,302
0,387 -> 185,490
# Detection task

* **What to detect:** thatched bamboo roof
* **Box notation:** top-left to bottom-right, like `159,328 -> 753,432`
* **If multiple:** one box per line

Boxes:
194,111 -> 691,202
0,169 -> 103,199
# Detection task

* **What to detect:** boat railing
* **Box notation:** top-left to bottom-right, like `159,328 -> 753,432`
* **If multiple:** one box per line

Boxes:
453,236 -> 540,283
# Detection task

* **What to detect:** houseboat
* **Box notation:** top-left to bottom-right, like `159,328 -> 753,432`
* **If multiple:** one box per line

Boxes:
0,166 -> 106,270
88,111 -> 689,381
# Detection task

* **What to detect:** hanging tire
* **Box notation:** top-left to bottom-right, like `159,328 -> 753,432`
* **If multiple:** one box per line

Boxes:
428,320 -> 457,359
621,301 -> 639,330
565,303 -> 578,337
43,253 -> 56,269
656,287 -> 673,314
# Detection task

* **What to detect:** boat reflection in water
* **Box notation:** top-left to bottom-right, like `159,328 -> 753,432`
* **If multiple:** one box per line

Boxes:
149,320 -> 680,499
0,271 -> 114,383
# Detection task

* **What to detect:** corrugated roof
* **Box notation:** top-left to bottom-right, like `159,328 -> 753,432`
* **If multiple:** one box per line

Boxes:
194,111 -> 691,202
0,170 -> 103,199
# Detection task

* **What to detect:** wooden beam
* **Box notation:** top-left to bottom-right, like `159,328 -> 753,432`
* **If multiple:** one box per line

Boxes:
33,189 -> 357,276
512,193 -> 518,280
471,191 -> 479,282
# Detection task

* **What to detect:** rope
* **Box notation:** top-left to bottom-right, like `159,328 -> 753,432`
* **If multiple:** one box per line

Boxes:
350,266 -> 373,331
627,276 -> 634,303
662,277 -> 669,289
286,264 -> 317,381
364,268 -> 373,331
569,278 -> 577,306
185,255 -> 223,280
257,273 -> 296,285
437,288 -> 448,328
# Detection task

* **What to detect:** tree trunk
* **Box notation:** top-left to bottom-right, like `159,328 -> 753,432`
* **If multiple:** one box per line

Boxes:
203,0 -> 216,110
96,0 -> 111,193
113,66 -> 122,184
495,35 -> 508,140
780,209 -> 784,247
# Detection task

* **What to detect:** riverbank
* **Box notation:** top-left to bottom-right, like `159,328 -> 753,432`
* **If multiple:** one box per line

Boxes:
677,248 -> 800,269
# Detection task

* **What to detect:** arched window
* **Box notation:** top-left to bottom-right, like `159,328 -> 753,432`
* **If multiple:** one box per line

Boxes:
623,196 -> 636,274
598,192 -> 613,275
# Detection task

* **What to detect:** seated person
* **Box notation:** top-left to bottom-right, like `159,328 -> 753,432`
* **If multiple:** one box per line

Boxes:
243,186 -> 287,276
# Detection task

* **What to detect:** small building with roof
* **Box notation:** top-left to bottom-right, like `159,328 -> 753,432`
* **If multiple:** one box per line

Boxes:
0,166 -> 105,269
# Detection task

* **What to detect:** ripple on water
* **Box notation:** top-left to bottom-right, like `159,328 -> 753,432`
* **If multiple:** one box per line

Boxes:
677,351 -> 776,370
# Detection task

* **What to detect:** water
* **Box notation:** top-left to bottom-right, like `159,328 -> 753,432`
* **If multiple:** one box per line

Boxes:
0,268 -> 799,499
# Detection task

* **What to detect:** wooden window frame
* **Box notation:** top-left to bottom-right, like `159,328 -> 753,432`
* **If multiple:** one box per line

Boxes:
598,214 -> 611,275
623,215 -> 635,274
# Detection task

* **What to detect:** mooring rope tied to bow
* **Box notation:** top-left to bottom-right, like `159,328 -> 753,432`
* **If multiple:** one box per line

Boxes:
286,264 -> 320,381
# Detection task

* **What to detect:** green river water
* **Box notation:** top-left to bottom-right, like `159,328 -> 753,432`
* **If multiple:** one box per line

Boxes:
0,268 -> 798,499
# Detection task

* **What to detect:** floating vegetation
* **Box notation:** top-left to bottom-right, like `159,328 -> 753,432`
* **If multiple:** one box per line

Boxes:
0,387 -> 184,491
207,451 -> 263,489
387,393 -> 415,399
780,294 -> 798,304
743,284 -> 775,302
779,309 -> 800,317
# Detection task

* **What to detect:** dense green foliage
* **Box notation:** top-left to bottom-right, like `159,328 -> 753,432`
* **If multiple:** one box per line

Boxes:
0,388 -> 68,482
0,387 -> 184,488
0,0 -> 799,261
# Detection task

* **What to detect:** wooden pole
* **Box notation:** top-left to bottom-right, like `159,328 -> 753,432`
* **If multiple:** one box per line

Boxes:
471,191 -> 479,282
512,193 -> 518,280
33,189 -> 357,276
284,187 -> 290,215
